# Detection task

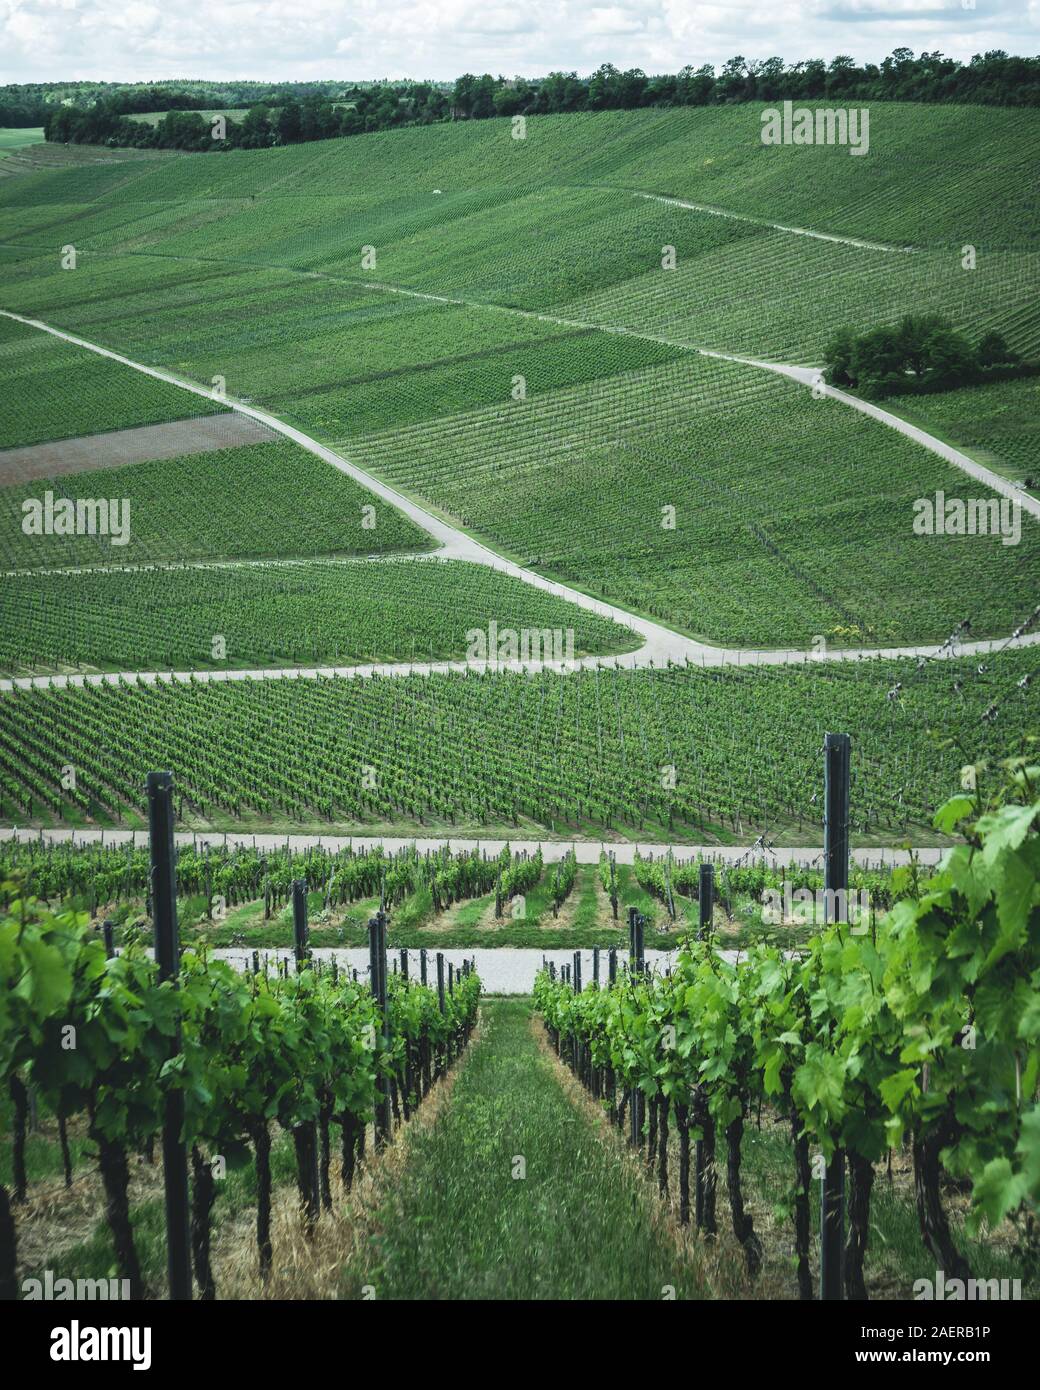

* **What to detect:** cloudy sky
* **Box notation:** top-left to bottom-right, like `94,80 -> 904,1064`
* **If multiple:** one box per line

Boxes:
1,0 -> 1037,85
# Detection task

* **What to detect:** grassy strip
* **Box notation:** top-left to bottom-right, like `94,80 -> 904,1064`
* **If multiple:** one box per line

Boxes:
337,998 -> 705,1299
543,1034 -> 1033,1299
67,878 -> 792,951
0,1100 -> 92,1188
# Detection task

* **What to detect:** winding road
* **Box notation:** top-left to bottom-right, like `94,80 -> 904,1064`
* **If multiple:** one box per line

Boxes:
2,304 -> 1037,695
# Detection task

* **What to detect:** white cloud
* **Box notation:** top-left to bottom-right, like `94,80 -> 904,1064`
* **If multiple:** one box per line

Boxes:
0,0 -> 1035,84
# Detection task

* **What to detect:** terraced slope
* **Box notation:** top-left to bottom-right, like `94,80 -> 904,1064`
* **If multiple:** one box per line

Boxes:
881,376 -> 1040,496
0,648 -> 1032,837
0,313 -> 225,449
353,352 -> 1039,647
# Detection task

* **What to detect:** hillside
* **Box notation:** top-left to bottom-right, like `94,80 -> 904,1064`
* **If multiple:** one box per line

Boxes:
3,103 -> 1035,650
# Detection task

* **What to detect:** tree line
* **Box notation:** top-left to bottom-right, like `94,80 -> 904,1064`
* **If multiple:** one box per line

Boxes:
33,48 -> 1040,154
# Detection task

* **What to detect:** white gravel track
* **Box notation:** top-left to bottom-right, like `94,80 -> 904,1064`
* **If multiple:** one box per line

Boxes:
205,946 -> 731,994
0,824 -> 946,869
1,308 -> 1037,695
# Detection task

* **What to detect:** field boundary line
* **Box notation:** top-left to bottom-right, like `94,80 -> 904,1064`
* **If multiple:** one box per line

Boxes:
0,824 -> 946,866
632,192 -> 915,253
2,626 -> 1038,692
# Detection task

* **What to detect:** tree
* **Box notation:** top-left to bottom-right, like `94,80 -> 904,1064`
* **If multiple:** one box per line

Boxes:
921,325 -> 978,384
238,105 -> 274,150
824,327 -> 858,387
896,313 -> 953,378
588,63 -> 623,110
276,100 -> 302,144
851,324 -> 903,384
826,55 -> 858,96
977,331 -> 1019,368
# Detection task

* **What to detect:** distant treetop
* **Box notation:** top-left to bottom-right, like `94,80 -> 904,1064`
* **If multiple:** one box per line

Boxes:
8,49 -> 1038,153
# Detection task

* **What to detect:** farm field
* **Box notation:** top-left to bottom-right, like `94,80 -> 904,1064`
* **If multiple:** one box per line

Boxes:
0,312 -> 226,449
0,556 -> 637,673
0,437 -> 431,569
0,140 -> 174,182
1,106 -> 1036,647
0,649 -> 1031,840
0,128 -> 45,157
882,375 -> 1040,496
0,835 -> 898,950
354,351 -> 1040,646
1,56 -> 1038,1321
128,109 -> 249,127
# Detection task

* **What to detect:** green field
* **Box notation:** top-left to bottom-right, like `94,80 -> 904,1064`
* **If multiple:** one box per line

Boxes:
127,109 -> 249,127
0,128 -> 45,157
882,374 -> 1040,496
2,84 -> 1037,1319
0,438 -> 431,570
1,104 -> 1035,649
0,313 -> 225,448
0,648 -> 1031,839
354,350 -> 1040,647
0,556 -> 636,673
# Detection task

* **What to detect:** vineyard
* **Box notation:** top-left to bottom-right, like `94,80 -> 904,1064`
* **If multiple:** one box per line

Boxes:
0,76 -> 1037,1315
0,439 -> 431,571
1,835 -> 482,1300
881,375 -> 1040,497
0,835 -> 901,951
0,314 -> 224,450
354,351 -> 1040,646
0,649 -> 1033,837
536,770 -> 1040,1300
0,557 -> 635,674
0,105 -> 1037,647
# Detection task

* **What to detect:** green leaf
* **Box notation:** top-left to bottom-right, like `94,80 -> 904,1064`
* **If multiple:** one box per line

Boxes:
879,1067 -> 919,1112
971,1157 -> 1026,1230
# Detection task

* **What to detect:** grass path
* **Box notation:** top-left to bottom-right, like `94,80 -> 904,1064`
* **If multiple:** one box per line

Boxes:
338,998 -> 705,1299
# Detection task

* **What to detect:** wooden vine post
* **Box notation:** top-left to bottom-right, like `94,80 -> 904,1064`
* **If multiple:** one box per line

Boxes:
820,731 -> 851,1302
147,770 -> 192,1301
368,909 -> 391,1148
627,907 -> 645,1147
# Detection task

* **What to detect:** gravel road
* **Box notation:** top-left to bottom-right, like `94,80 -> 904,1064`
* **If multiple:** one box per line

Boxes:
212,945 -> 730,994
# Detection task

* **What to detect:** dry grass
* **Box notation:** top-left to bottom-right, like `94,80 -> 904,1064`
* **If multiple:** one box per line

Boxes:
536,1021 -> 1032,1301
210,1012 -> 483,1299
14,1143 -> 165,1277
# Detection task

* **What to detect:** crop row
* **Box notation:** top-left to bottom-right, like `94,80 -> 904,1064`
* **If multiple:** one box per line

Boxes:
0,556 -> 635,674
354,353 -> 1040,646
0,650 -> 1031,836
1,884 -> 481,1298
0,314 -> 224,449
536,771 -> 1039,1297
0,439 -> 429,571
